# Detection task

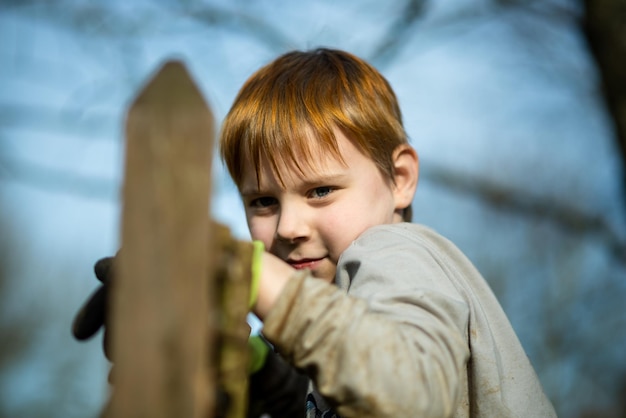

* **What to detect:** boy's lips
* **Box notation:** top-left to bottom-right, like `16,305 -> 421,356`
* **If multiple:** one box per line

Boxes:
286,257 -> 325,270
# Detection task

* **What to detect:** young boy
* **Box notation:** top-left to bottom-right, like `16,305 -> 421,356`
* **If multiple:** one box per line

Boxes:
220,48 -> 557,417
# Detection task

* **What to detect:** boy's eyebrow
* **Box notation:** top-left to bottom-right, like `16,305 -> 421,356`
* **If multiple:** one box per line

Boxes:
240,173 -> 349,196
297,173 -> 350,188
240,187 -> 269,197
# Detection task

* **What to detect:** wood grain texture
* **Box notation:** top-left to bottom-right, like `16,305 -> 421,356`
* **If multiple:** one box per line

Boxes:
213,223 -> 253,418
106,60 -> 216,418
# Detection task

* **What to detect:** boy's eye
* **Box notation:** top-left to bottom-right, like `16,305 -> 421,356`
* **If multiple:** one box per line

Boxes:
309,186 -> 333,199
250,196 -> 278,208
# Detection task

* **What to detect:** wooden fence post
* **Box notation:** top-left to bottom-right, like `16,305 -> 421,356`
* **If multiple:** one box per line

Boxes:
213,224 -> 253,418
105,60 -> 217,418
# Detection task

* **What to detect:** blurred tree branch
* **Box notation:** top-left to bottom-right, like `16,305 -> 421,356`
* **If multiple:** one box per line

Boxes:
1,0 -> 158,38
423,163 -> 626,263
582,0 -> 626,198
0,104 -> 116,138
0,153 -> 117,200
0,204 -> 42,415
369,0 -> 428,66
173,2 -> 295,53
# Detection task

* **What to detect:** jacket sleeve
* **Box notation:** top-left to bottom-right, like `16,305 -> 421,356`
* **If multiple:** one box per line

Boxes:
261,227 -> 471,418
247,348 -> 309,418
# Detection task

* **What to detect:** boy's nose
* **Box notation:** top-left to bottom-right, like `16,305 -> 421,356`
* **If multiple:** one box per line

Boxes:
276,202 -> 310,243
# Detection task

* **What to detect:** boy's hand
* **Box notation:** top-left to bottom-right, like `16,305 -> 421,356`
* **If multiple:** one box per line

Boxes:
252,251 -> 296,319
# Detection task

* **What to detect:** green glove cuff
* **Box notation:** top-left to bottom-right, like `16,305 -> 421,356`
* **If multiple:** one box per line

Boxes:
248,335 -> 270,374
249,240 -> 265,308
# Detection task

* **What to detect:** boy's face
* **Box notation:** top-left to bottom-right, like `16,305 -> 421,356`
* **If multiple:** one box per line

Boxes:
240,129 -> 402,283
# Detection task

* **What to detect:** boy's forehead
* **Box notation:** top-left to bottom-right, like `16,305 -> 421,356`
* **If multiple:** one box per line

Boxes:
242,146 -> 345,189
240,128 -> 355,191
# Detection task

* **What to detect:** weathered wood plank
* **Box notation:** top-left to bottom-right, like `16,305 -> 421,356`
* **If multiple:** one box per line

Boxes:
213,223 -> 253,418
106,60 -> 216,418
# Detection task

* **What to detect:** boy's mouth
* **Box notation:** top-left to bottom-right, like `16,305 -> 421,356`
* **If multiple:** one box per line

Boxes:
287,257 -> 325,270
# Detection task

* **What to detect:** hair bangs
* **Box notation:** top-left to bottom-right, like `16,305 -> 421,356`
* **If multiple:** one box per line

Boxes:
250,117 -> 344,189
222,61 -> 346,189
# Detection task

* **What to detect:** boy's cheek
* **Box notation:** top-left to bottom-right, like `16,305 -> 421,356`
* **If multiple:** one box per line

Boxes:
247,218 -> 275,246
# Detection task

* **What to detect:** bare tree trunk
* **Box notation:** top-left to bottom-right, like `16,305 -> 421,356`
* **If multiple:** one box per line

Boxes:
583,0 -> 626,197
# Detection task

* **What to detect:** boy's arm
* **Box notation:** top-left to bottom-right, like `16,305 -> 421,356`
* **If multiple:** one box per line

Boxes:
257,228 -> 471,418
252,251 -> 295,319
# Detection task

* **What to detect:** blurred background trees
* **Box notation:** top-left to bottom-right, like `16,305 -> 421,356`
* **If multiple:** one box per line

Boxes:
583,0 -> 626,196
1,0 -> 624,417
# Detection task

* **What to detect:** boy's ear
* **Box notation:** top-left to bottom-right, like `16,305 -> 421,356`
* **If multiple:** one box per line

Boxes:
391,144 -> 419,211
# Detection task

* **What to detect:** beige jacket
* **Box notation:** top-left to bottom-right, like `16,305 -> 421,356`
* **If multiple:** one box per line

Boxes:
263,223 -> 556,418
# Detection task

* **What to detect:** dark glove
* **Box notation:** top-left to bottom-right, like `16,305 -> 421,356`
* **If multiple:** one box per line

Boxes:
72,256 -> 115,359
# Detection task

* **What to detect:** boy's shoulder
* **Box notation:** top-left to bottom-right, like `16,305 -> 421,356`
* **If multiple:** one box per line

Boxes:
337,222 -> 477,300
346,222 -> 471,268
354,222 -> 448,248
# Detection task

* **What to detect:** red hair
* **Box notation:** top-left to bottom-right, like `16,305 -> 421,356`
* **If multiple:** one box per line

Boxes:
220,48 -> 412,220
